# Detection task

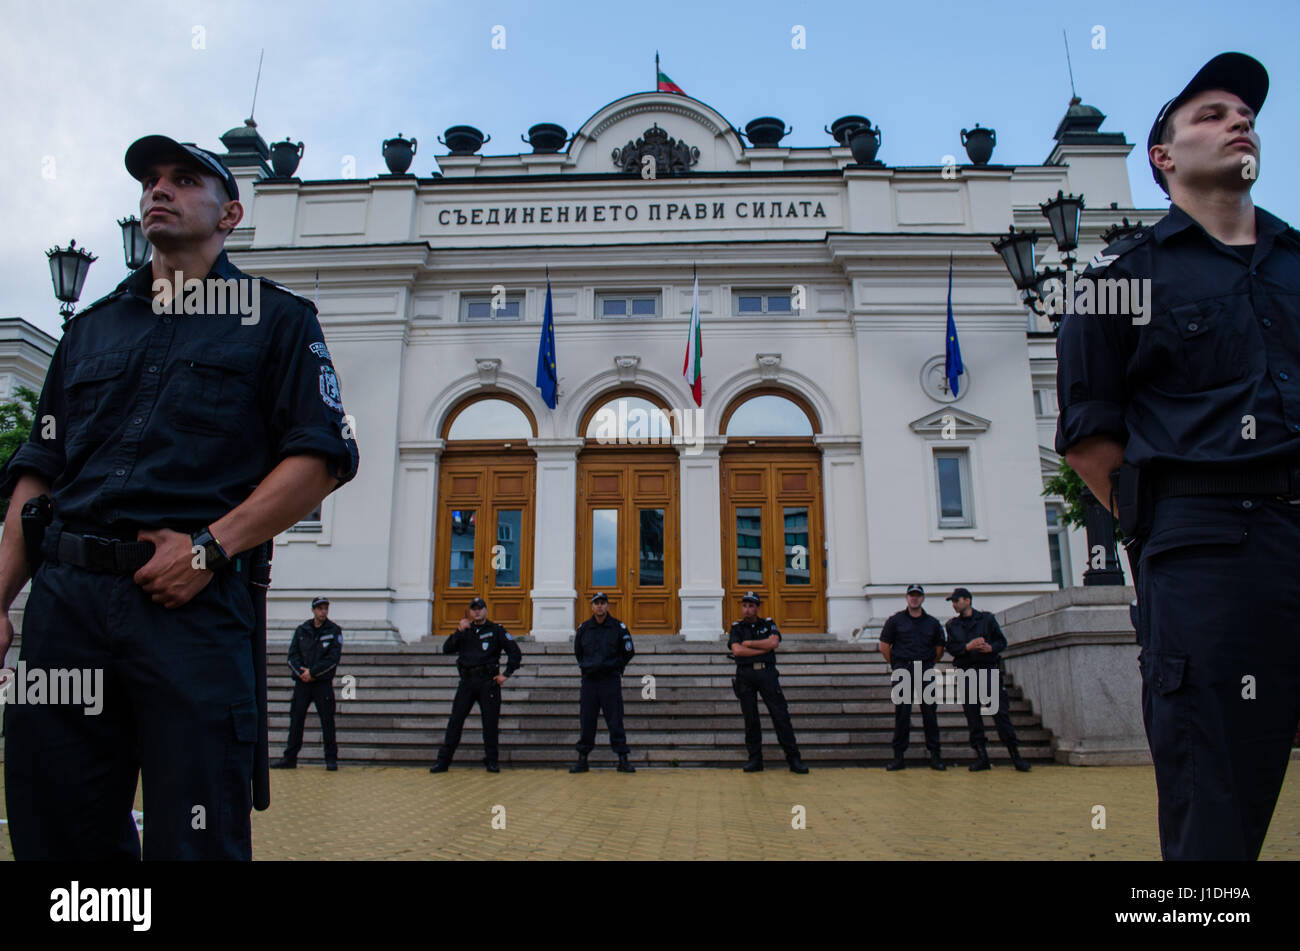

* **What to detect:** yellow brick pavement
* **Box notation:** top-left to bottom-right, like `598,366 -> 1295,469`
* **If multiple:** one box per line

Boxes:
1,763 -> 1297,860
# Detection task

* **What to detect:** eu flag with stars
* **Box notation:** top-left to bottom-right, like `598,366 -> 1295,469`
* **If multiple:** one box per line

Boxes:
536,277 -> 558,409
945,257 -> 963,396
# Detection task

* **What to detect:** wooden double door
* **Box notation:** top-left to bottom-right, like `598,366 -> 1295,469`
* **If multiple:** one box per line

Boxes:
575,452 -> 678,633
721,450 -> 826,632
433,453 -> 535,633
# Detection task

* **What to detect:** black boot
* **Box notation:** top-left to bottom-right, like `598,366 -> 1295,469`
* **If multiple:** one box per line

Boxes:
969,745 -> 991,772
1009,744 -> 1032,772
885,755 -> 905,771
484,758 -> 499,773
617,753 -> 636,773
742,757 -> 764,772
787,756 -> 809,774
325,760 -> 338,772
570,753 -> 589,773
428,760 -> 449,773
270,757 -> 296,769
929,752 -> 947,771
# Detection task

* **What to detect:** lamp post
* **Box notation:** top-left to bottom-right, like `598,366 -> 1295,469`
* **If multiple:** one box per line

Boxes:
118,215 -> 151,270
46,239 -> 96,326
993,191 -> 1125,586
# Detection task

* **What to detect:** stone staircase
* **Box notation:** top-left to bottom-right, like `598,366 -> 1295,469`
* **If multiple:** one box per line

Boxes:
268,636 -> 1057,768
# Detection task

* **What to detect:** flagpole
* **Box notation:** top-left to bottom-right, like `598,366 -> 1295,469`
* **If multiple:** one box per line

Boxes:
655,51 -> 659,91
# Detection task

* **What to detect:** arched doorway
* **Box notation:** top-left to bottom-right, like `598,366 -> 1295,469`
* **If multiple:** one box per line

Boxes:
575,390 -> 680,633
433,394 -> 537,632
720,389 -> 826,632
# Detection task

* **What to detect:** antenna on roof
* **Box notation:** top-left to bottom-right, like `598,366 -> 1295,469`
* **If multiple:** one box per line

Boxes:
655,50 -> 660,91
1062,29 -> 1078,102
247,48 -> 265,127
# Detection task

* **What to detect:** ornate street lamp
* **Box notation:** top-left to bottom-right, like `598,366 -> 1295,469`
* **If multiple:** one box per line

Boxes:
993,190 -> 1124,586
118,215 -> 151,270
46,239 -> 96,324
1101,216 -> 1144,245
1039,190 -> 1085,270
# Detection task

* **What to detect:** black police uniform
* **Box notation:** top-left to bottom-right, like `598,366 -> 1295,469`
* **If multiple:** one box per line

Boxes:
281,617 -> 343,765
1057,203 -> 1300,859
433,619 -> 522,766
574,614 -> 635,756
728,616 -> 803,764
0,252 -> 359,860
879,609 -> 945,756
944,610 -> 1019,757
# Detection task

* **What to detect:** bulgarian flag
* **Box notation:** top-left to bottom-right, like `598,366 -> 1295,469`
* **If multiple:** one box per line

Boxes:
683,270 -> 702,406
658,69 -> 685,95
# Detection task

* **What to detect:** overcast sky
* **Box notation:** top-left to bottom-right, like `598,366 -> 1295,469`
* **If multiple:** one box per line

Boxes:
4,0 -> 1296,338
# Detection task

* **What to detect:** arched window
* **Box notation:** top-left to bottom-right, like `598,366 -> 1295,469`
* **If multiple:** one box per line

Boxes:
444,396 -> 536,440
722,391 -> 817,437
581,392 -> 675,444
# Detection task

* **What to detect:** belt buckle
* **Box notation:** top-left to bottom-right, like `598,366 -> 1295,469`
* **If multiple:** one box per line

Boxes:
81,534 -> 117,572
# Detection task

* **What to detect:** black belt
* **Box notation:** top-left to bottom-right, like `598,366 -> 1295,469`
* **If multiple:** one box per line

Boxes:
461,663 -> 499,678
1153,461 -> 1300,499
740,661 -> 773,671
53,528 -> 258,580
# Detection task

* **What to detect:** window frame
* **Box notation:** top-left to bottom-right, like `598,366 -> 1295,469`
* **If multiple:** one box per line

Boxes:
596,291 -> 662,319
731,289 -> 795,316
459,294 -> 524,323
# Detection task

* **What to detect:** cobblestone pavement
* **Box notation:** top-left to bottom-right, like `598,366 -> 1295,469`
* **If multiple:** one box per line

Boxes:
1,764 -> 1296,860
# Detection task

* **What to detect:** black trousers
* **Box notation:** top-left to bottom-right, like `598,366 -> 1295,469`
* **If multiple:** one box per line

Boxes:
958,663 -> 1018,751
1136,495 -> 1300,860
436,672 -> 501,764
4,559 -> 257,861
890,658 -> 941,755
576,671 -> 629,755
282,678 -> 337,763
733,664 -> 801,760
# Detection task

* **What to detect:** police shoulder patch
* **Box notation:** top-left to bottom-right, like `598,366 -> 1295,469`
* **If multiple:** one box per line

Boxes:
319,364 -> 344,413
620,622 -> 627,629
1084,229 -> 1150,276
309,340 -> 332,362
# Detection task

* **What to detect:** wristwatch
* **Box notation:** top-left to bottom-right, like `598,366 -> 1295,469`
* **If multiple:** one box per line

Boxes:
191,526 -> 231,571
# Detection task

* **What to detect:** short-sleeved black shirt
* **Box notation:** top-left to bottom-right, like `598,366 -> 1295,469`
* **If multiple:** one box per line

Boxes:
1055,203 -> 1300,468
0,251 -> 359,532
878,609 -> 944,661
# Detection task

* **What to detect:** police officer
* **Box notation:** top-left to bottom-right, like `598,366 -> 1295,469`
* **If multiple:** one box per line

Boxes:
1057,52 -> 1300,859
570,592 -> 636,773
879,584 -> 946,771
272,597 -> 343,771
0,135 -> 359,860
429,596 -> 522,773
728,592 -> 809,773
943,588 -> 1030,772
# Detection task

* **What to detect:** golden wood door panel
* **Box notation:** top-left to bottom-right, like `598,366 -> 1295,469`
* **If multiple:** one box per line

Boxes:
434,458 -> 535,634
721,452 -> 825,632
576,454 -> 679,633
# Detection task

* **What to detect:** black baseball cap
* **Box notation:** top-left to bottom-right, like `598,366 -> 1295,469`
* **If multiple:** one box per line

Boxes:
947,587 -> 972,602
311,596 -> 329,608
125,135 -> 240,201
590,592 -> 608,603
469,597 -> 487,609
741,591 -> 760,604
905,584 -> 924,596
1148,52 -> 1268,193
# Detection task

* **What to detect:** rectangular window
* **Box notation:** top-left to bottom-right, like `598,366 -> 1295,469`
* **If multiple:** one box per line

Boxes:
934,450 -> 973,529
1033,388 -> 1057,417
461,295 -> 523,322
1046,503 -> 1071,588
290,504 -> 323,533
449,509 -> 476,586
733,290 -> 795,315
597,293 -> 660,318
592,508 -> 618,587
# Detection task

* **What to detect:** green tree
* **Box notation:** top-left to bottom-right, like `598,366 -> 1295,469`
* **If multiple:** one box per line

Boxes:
1041,458 -> 1123,543
0,385 -> 39,511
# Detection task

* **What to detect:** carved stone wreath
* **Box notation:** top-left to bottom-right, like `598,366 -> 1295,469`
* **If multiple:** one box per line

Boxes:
611,123 -> 700,175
